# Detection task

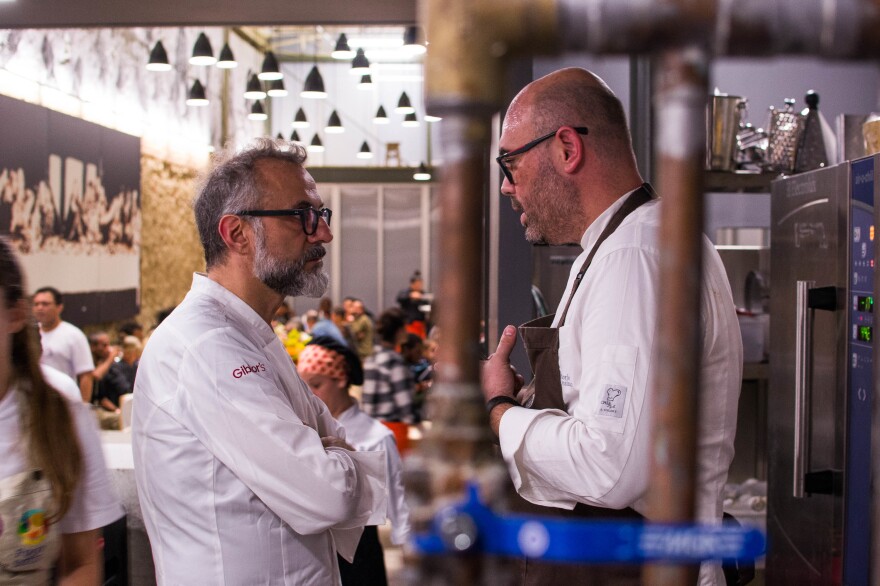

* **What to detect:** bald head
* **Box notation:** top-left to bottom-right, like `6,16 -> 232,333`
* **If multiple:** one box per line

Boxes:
507,68 -> 638,171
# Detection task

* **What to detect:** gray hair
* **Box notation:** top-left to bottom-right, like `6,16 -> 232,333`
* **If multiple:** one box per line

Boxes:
194,138 -> 308,269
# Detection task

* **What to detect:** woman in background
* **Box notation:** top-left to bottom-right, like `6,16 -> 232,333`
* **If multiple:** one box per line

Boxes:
0,238 -> 122,584
298,336 -> 411,586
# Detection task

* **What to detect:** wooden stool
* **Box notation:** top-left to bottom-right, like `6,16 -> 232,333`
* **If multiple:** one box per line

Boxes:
385,142 -> 401,167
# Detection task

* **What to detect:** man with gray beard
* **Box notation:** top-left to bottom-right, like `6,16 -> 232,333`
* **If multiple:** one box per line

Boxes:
132,139 -> 387,585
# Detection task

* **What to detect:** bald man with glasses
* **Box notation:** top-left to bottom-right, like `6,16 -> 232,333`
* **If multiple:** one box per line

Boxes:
482,68 -> 742,585
132,138 -> 387,585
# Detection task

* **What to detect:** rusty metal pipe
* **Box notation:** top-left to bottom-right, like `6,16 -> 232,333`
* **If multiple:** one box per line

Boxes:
643,46 -> 710,586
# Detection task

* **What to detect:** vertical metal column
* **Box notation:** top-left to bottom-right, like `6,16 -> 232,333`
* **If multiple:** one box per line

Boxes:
643,46 -> 709,586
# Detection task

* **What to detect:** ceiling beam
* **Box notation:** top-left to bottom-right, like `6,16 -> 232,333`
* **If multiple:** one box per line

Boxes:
0,0 -> 417,29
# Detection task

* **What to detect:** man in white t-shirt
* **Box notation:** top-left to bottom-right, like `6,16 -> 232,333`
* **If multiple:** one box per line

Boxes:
32,286 -> 94,402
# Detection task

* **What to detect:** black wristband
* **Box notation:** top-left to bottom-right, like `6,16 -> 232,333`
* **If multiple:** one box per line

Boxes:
486,395 -> 520,414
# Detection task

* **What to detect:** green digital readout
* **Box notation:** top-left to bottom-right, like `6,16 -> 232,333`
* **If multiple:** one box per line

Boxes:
858,296 -> 874,313
858,326 -> 873,342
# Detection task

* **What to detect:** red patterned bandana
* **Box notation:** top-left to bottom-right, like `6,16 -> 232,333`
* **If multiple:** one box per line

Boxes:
297,344 -> 347,382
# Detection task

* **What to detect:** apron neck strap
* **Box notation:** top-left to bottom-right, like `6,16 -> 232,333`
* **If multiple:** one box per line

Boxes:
556,183 -> 655,327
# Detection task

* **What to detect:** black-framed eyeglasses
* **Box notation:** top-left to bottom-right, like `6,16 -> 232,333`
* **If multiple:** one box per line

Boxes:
237,207 -> 332,236
495,126 -> 588,185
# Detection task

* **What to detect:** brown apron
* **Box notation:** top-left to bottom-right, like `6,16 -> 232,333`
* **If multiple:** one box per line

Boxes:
511,184 -> 654,585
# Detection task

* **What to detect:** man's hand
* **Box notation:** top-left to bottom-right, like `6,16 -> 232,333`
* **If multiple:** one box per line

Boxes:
322,436 -> 355,451
481,325 -> 523,402
481,325 -> 525,436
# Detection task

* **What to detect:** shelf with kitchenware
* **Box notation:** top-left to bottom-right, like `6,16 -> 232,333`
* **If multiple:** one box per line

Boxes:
704,170 -> 779,193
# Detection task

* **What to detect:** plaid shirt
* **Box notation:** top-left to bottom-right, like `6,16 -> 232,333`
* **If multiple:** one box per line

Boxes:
361,345 -> 415,423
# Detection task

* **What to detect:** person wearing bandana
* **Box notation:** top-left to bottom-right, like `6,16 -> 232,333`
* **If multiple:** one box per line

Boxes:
298,336 -> 411,586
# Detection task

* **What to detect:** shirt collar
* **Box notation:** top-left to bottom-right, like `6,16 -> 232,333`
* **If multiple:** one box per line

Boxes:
190,273 -> 277,344
579,186 -> 641,252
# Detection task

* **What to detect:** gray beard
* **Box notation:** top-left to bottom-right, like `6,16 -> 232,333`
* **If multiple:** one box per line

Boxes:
253,230 -> 328,298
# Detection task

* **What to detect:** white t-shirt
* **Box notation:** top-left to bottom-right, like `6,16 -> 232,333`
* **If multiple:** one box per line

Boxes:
337,403 -> 411,545
41,364 -> 82,402
0,385 -> 124,534
498,194 -> 743,586
39,321 -> 94,381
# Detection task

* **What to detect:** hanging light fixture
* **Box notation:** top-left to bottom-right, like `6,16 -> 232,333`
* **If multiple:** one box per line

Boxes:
396,91 -> 415,114
350,48 -> 370,75
291,107 -> 309,129
290,129 -> 302,142
146,40 -> 171,72
216,43 -> 237,68
424,114 -> 443,122
248,100 -> 268,121
373,105 -> 389,124
307,133 -> 325,153
267,79 -> 288,98
403,112 -> 420,127
190,32 -> 216,66
301,65 -> 327,99
258,51 -> 283,81
276,132 -> 284,140
325,111 -> 344,133
331,33 -> 355,60
357,141 -> 373,160
244,73 -> 266,100
358,74 -> 373,90
402,26 -> 427,55
185,79 -> 209,106
413,163 -> 432,181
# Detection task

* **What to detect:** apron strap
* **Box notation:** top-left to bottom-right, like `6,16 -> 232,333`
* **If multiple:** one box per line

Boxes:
556,183 -> 655,327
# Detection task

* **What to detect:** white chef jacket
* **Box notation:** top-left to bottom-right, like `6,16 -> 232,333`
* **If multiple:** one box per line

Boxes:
336,403 -> 411,545
132,274 -> 387,586
498,193 -> 742,586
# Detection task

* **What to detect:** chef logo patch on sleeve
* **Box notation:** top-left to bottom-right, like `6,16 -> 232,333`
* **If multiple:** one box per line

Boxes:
597,384 -> 627,418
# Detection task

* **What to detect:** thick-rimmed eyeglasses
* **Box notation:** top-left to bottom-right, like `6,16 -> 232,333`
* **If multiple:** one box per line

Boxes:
237,207 -> 332,236
495,126 -> 589,185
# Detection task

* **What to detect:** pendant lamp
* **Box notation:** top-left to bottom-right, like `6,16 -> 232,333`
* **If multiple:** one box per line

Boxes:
331,33 -> 355,60
357,141 -> 373,159
325,111 -> 344,133
291,107 -> 310,129
258,51 -> 283,81
350,48 -> 370,75
248,101 -> 268,121
267,79 -> 288,98
185,80 -> 209,106
413,163 -> 431,181
373,105 -> 389,124
244,73 -> 266,100
301,65 -> 327,99
216,43 -> 237,68
307,134 -> 325,153
190,32 -> 216,66
396,91 -> 414,114
146,40 -> 171,72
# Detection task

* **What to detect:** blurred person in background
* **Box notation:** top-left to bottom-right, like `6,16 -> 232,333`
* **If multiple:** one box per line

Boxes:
298,335 -> 411,586
361,308 -> 415,452
0,237 -> 123,583
32,286 -> 94,402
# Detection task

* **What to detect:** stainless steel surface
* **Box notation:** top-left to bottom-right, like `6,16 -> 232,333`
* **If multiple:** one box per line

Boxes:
793,279 -> 814,498
707,94 -> 744,171
768,163 -> 849,585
